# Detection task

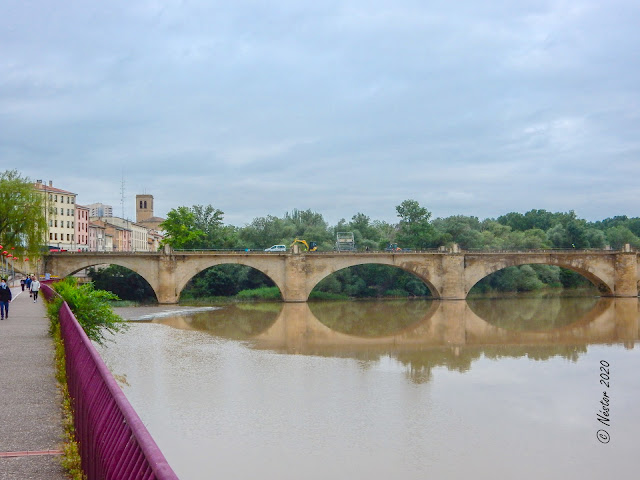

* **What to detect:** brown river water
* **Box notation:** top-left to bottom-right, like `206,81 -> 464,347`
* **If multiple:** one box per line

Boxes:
103,297 -> 640,479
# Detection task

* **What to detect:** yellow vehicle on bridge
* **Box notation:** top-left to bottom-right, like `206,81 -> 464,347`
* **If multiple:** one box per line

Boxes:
290,239 -> 318,252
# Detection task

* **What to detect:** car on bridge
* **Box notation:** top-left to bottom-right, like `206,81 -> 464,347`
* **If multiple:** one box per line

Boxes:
264,245 -> 287,252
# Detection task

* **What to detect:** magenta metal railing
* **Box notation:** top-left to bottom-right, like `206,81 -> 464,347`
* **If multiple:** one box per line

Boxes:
42,284 -> 179,480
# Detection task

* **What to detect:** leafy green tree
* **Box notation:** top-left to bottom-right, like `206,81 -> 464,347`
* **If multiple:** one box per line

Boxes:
432,215 -> 484,249
606,226 -> 640,249
547,224 -> 569,247
0,170 -> 47,259
159,206 -> 205,249
585,228 -> 606,248
239,215 -> 287,248
159,204 -> 237,250
566,219 -> 589,248
395,199 -> 437,249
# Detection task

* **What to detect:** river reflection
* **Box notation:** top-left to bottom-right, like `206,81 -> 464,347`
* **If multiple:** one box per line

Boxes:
107,298 -> 640,480
145,297 -> 639,376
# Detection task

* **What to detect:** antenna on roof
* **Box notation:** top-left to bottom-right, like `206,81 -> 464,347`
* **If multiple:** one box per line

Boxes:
120,172 -> 126,220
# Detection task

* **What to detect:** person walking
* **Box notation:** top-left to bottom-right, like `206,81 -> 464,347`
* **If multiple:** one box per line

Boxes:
30,275 -> 41,303
0,277 -> 11,320
20,278 -> 25,291
25,275 -> 32,296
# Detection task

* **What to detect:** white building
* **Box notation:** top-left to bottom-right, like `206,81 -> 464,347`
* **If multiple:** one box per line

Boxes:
34,180 -> 78,251
87,203 -> 113,218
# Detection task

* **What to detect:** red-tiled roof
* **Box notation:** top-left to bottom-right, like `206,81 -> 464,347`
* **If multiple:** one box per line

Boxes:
33,183 -> 76,195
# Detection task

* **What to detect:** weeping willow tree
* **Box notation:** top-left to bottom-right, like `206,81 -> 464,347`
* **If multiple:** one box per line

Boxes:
0,170 -> 48,261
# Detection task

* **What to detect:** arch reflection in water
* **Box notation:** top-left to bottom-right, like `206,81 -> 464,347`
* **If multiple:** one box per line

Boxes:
152,303 -> 281,339
151,298 -> 639,383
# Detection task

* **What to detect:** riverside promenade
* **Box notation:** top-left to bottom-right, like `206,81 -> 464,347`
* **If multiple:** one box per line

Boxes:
0,286 -> 67,479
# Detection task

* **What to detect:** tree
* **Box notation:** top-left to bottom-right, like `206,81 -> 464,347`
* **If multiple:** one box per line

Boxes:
159,206 -> 205,249
159,204 -> 233,250
0,170 -> 47,259
395,200 -> 437,249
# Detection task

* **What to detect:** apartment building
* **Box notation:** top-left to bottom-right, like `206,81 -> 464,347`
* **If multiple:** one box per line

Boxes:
34,180 -> 78,250
88,222 -> 107,252
87,203 -> 113,217
76,205 -> 90,251
93,217 -> 151,252
90,219 -> 132,252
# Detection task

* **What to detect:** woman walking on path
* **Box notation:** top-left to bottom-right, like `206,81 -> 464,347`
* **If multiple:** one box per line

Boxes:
0,277 -> 12,319
30,275 -> 41,303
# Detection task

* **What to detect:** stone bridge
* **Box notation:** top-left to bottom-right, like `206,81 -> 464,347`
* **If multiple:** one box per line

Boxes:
44,249 -> 640,304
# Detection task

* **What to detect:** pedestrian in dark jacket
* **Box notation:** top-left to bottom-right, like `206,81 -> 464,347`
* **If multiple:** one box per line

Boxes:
0,278 -> 12,320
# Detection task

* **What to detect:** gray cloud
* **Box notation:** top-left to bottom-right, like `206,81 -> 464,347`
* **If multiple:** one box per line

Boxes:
2,0 -> 639,225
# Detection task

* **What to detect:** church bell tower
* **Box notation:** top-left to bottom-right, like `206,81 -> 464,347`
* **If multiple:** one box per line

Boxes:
136,194 -> 154,223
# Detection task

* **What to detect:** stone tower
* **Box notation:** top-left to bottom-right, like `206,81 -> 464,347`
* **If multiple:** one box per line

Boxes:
136,194 -> 154,223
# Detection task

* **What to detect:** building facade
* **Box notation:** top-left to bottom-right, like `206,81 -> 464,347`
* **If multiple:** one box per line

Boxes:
87,203 -> 113,217
75,205 -> 90,251
88,222 -> 107,252
136,194 -> 165,231
34,180 -> 78,250
94,217 -> 150,252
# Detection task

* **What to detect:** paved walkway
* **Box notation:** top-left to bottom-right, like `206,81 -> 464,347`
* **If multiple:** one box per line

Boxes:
0,286 -> 67,479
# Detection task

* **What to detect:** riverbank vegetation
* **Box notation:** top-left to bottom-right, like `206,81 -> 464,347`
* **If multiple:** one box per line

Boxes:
47,277 -> 128,345
88,201 -> 638,302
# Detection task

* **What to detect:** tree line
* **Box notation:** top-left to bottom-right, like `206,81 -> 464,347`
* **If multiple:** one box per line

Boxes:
160,200 -> 640,252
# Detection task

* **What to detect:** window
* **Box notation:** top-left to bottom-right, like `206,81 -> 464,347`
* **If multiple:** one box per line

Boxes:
54,233 -> 58,240
71,234 -> 74,241
49,194 -> 52,200
67,221 -> 70,228
72,222 -> 74,228
67,197 -> 70,203
55,195 -> 58,201
140,201 -> 143,209
49,220 -> 52,227
49,233 -> 53,240
67,234 -> 70,241
54,220 -> 57,227
144,201 -> 148,209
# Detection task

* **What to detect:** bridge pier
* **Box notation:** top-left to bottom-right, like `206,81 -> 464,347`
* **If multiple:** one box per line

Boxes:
436,255 -> 467,300
612,252 -> 638,297
281,256 -> 313,302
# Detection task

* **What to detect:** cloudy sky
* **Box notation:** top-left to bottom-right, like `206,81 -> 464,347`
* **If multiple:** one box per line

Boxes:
2,0 -> 639,226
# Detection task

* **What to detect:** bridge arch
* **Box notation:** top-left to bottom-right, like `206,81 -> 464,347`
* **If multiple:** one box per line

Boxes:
464,255 -> 613,296
172,256 -> 285,301
52,260 -> 161,301
305,259 -> 440,301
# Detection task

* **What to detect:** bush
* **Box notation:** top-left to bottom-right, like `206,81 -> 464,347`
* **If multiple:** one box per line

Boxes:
51,278 -> 127,345
236,286 -> 282,300
384,289 -> 410,297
